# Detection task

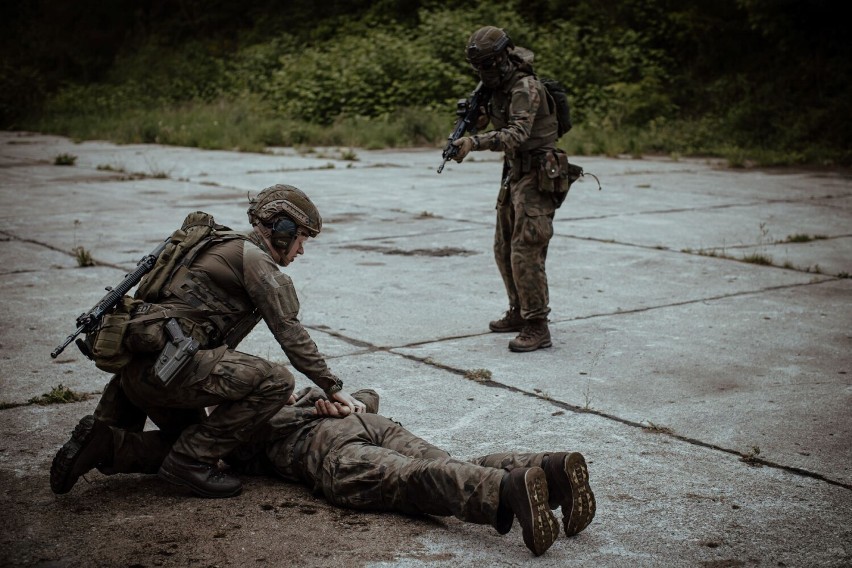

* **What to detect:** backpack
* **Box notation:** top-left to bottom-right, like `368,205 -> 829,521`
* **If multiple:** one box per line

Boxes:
135,211 -> 233,303
541,78 -> 573,139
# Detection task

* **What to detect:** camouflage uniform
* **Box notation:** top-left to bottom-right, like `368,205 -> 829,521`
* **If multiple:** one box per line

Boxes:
229,390 -> 557,527
98,231 -> 343,467
475,65 -> 560,321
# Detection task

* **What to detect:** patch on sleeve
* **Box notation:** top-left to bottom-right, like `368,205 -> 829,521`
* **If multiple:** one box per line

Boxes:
267,271 -> 301,318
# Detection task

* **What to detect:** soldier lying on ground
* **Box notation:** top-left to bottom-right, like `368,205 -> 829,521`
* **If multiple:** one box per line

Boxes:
51,387 -> 595,557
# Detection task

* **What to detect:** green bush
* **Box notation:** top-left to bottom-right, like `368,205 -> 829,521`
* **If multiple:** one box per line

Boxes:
10,0 -> 850,164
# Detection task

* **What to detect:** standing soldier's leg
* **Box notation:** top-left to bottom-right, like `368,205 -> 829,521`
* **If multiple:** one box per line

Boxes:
470,451 -> 596,537
506,172 -> 556,352
491,201 -> 525,333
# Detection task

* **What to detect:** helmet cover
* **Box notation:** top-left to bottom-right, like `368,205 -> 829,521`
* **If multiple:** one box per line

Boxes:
247,184 -> 322,237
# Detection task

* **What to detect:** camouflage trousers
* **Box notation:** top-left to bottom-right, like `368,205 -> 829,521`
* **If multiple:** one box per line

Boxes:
494,167 -> 556,321
267,414 -> 555,526
100,348 -> 293,467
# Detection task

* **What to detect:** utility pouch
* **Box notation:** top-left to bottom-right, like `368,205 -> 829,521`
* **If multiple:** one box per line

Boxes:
539,152 -> 562,193
124,309 -> 168,353
88,296 -> 139,372
540,150 -> 584,208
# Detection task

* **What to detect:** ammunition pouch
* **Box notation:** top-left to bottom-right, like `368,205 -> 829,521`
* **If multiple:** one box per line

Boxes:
124,304 -> 211,353
86,296 -> 141,373
508,153 -> 535,181
124,306 -> 168,353
538,149 -> 583,208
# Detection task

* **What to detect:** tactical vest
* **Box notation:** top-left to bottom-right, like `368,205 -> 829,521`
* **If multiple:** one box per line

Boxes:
129,220 -> 262,352
158,236 -> 262,349
488,68 -> 558,156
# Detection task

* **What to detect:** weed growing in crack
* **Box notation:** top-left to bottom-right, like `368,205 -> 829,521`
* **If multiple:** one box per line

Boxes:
741,252 -> 774,265
740,445 -> 762,466
642,421 -> 673,434
72,245 -> 94,267
464,368 -> 492,383
54,153 -> 77,166
28,384 -> 88,405
783,233 -> 827,243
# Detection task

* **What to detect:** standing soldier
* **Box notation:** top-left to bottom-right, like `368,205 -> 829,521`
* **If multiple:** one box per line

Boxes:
50,184 -> 365,499
451,27 -> 564,352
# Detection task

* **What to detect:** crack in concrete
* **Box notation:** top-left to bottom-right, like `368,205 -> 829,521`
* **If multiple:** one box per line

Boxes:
7,218 -> 848,491
387,349 -> 852,491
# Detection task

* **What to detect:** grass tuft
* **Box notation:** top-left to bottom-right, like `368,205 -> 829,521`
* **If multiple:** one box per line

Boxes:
741,252 -> 773,265
54,153 -> 77,166
464,368 -> 492,383
28,384 -> 89,405
72,246 -> 95,267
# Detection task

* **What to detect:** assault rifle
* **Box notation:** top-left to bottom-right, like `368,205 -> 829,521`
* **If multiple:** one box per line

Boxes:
51,239 -> 169,359
437,81 -> 491,174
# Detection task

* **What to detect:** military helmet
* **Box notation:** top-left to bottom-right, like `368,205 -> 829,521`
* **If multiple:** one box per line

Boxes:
466,26 -> 514,67
247,184 -> 322,237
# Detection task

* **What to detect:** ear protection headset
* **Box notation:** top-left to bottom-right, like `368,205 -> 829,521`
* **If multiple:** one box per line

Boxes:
269,215 -> 299,251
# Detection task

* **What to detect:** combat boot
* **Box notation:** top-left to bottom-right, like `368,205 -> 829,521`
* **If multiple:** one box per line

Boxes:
489,307 -> 525,333
158,450 -> 242,498
542,452 -> 596,537
51,415 -> 113,494
498,467 -> 560,556
508,319 -> 552,352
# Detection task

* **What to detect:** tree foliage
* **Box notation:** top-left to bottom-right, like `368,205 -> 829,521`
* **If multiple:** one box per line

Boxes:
2,0 -> 849,162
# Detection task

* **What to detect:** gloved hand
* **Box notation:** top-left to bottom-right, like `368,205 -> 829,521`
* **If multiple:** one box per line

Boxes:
452,136 -> 474,162
475,106 -> 490,130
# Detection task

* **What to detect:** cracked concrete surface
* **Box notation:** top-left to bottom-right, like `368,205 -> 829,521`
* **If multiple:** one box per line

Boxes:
0,131 -> 850,567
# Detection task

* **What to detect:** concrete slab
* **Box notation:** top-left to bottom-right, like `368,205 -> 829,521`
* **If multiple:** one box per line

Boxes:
0,131 -> 850,567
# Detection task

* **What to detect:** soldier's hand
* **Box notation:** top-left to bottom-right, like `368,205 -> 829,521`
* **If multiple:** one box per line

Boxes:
452,137 -> 474,162
314,399 -> 351,418
331,390 -> 367,414
475,106 -> 489,130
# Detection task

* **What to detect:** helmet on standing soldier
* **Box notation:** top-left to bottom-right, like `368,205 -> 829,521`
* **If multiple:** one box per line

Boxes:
465,27 -> 515,88
466,27 -> 513,67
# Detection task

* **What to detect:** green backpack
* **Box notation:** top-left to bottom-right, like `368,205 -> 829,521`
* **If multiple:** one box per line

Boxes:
135,211 -> 233,302
86,212 -> 240,372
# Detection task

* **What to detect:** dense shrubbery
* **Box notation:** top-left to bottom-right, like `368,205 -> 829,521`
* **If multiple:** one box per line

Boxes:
2,0 -> 849,165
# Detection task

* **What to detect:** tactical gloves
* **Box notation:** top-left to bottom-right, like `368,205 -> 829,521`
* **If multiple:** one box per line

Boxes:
452,136 -> 479,162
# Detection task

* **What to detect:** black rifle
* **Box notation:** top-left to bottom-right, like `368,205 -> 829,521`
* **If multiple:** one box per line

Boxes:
51,238 -> 169,359
437,81 -> 491,173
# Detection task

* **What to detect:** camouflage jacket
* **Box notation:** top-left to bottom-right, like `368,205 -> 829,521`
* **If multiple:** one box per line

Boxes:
476,65 -> 558,159
155,232 -> 341,392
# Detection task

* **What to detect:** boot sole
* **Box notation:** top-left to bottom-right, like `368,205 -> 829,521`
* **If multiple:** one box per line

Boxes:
50,415 -> 97,494
508,340 -> 552,353
520,468 -> 560,556
563,453 -> 596,537
158,464 -> 243,499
